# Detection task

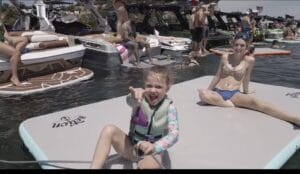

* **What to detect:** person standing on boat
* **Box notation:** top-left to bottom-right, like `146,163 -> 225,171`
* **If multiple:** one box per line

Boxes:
283,22 -> 296,40
238,14 -> 255,53
198,34 -> 300,126
113,0 -> 129,39
193,4 -> 204,57
194,3 -> 212,57
90,66 -> 179,169
121,13 -> 153,65
200,2 -> 216,56
186,6 -> 200,64
0,16 -> 28,86
240,14 -> 253,45
249,15 -> 257,43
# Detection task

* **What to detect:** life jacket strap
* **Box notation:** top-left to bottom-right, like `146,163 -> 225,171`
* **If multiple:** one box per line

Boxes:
134,130 -> 162,143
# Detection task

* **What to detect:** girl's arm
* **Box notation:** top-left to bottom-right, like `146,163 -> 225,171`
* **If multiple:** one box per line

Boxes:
243,55 -> 255,94
126,86 -> 145,106
153,104 -> 179,154
207,54 -> 226,90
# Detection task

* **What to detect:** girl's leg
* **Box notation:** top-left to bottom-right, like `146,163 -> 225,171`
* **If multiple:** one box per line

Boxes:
0,43 -> 22,86
10,36 -> 29,52
90,124 -> 136,169
138,154 -> 163,169
10,51 -> 22,86
198,89 -> 234,107
231,93 -> 300,126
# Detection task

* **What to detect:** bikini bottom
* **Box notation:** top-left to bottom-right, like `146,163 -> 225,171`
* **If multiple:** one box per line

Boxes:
213,88 -> 240,101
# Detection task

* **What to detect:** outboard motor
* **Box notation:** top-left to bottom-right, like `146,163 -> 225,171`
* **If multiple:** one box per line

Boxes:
34,0 -> 55,32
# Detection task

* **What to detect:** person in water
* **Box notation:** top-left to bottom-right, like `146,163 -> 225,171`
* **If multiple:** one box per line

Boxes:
271,40 -> 284,49
283,22 -> 297,40
198,35 -> 300,126
90,65 -> 179,169
0,16 -> 29,86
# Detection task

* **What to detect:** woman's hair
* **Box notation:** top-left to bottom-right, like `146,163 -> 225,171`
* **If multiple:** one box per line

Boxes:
232,32 -> 250,48
143,65 -> 174,87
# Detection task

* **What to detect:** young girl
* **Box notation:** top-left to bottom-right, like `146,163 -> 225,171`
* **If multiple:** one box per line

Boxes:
198,35 -> 300,126
90,65 -> 179,169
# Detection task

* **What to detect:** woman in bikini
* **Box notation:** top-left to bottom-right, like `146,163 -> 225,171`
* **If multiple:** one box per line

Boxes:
198,35 -> 300,126
0,15 -> 29,86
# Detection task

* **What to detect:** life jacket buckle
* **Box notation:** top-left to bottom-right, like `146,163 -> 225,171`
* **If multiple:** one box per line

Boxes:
145,134 -> 156,143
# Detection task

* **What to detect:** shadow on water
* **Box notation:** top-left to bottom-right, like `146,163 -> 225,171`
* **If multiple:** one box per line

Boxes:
0,43 -> 300,169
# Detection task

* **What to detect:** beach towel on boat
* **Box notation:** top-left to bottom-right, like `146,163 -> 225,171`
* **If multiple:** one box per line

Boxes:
30,34 -> 61,43
21,31 -> 48,37
116,44 -> 129,63
26,40 -> 69,50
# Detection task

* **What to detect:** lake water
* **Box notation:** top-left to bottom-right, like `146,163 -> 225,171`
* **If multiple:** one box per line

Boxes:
0,43 -> 300,169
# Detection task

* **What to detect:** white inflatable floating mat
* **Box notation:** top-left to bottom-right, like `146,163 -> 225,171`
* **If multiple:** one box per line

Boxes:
265,38 -> 300,44
19,76 -> 300,169
0,67 -> 94,95
210,47 -> 291,56
121,58 -> 176,69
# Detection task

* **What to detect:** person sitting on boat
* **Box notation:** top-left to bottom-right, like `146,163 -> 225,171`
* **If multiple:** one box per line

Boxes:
113,0 -> 129,39
90,65 -> 179,169
283,23 -> 296,40
0,18 -> 29,86
121,13 -> 153,65
198,34 -> 300,126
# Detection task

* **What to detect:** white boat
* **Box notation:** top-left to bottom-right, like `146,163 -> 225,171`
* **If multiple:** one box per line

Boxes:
263,29 -> 300,43
264,29 -> 284,41
153,35 -> 191,51
75,32 -> 162,68
0,31 -> 87,85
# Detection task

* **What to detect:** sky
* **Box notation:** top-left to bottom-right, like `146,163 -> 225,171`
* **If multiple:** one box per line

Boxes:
218,0 -> 300,19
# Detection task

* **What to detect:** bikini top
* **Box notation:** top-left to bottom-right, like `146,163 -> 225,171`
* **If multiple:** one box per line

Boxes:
222,61 -> 246,80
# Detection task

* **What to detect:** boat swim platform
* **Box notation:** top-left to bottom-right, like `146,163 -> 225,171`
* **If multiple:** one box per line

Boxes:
210,47 -> 291,57
0,67 -> 94,96
19,76 -> 300,169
